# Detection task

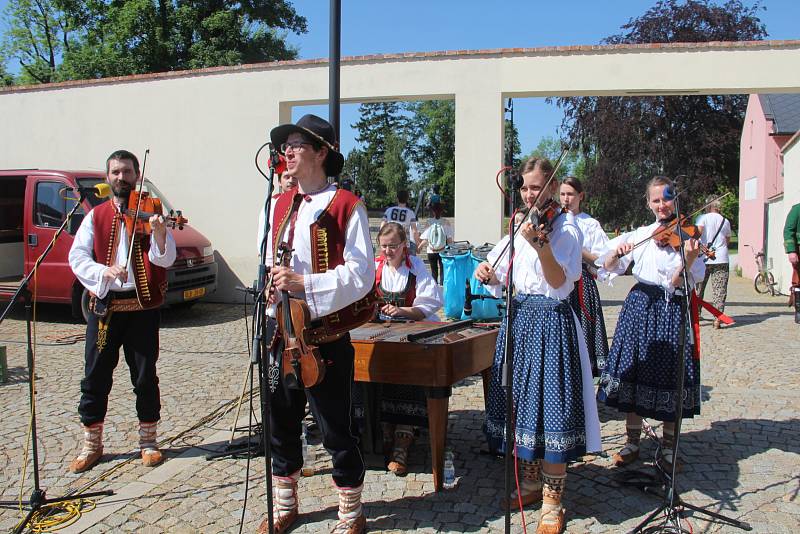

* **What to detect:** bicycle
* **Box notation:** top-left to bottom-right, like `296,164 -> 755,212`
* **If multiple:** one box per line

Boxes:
745,245 -> 778,295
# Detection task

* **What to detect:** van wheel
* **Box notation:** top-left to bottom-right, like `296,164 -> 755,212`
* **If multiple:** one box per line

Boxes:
80,289 -> 91,323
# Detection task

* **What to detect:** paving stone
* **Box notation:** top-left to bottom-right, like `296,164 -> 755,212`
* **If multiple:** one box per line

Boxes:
1,274 -> 798,533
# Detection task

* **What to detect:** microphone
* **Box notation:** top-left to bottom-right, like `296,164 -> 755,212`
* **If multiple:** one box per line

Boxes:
267,143 -> 287,174
663,185 -> 677,201
663,176 -> 687,201
463,279 -> 473,316
65,183 -> 112,199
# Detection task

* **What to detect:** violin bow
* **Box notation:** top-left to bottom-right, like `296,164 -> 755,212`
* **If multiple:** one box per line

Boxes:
616,190 -> 732,258
124,148 -> 150,271
489,142 -> 573,271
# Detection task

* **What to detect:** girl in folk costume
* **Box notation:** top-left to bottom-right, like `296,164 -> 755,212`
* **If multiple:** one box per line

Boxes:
475,158 -> 601,534
374,222 -> 443,475
559,177 -> 610,376
596,176 -> 705,472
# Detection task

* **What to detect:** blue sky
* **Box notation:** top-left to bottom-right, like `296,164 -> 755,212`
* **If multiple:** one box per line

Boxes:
283,0 -> 799,159
2,0 -> 798,159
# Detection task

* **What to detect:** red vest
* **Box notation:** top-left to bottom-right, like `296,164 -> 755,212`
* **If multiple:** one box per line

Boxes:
375,255 -> 417,306
271,187 -> 377,339
91,200 -> 167,310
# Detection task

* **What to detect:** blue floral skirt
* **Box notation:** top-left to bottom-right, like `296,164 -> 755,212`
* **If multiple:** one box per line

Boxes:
568,265 -> 609,376
598,282 -> 702,421
484,294 -> 587,464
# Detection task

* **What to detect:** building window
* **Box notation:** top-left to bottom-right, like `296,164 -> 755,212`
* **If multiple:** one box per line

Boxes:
743,176 -> 758,201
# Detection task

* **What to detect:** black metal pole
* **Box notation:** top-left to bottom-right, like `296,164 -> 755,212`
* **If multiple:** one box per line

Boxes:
329,0 -> 341,146
502,170 -> 519,534
254,146 -> 281,534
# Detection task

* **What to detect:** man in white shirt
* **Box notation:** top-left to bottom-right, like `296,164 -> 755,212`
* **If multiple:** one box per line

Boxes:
696,198 -> 732,328
67,150 -> 176,473
381,190 -> 419,254
259,115 -> 374,534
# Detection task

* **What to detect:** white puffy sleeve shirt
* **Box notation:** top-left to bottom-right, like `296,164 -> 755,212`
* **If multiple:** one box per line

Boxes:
484,212 -> 582,300
596,222 -> 706,292
265,185 -> 375,320
68,207 -> 177,299
376,255 -> 443,321
574,213 -> 609,258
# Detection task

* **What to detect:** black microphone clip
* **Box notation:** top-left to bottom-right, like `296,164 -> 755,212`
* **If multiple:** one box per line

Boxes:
268,142 -> 281,171
463,279 -> 473,316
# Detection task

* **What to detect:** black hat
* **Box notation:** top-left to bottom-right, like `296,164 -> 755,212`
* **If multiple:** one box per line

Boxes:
270,114 -> 345,177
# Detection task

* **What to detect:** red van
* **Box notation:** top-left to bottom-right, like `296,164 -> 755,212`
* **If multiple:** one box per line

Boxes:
0,169 -> 217,320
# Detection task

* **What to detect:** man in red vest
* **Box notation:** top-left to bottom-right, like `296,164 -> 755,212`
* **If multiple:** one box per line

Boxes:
258,115 -> 375,534
67,150 -> 176,473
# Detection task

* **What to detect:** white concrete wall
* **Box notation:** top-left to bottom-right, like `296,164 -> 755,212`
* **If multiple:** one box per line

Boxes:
780,139 -> 800,294
2,42 -> 800,300
765,197 -> 786,290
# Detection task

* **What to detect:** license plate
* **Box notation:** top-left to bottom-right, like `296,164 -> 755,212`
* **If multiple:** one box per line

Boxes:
183,287 -> 205,300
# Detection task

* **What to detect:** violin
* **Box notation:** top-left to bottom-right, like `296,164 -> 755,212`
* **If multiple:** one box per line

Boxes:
274,243 -> 326,389
524,198 -> 566,246
122,190 -> 188,238
651,214 -> 716,259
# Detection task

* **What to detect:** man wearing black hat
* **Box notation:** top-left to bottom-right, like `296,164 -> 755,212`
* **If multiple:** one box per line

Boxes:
258,114 -> 375,534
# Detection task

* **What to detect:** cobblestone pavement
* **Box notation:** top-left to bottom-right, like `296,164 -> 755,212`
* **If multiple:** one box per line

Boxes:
1,273 -> 798,533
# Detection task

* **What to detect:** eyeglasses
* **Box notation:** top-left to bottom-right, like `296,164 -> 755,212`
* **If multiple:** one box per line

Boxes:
281,141 -> 313,153
379,243 -> 403,251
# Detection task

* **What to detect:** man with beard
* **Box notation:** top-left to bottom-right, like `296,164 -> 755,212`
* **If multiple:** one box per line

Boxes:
67,150 -> 176,473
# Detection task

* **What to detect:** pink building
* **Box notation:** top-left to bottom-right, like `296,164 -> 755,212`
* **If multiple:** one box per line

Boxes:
738,94 -> 798,278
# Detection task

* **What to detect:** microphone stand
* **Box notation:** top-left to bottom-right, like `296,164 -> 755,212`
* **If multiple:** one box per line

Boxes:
226,142 -> 282,534
0,189 -> 113,534
501,170 -> 523,534
631,189 -> 750,534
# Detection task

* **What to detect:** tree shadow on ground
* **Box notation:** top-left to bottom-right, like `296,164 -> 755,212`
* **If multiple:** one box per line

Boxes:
566,417 -> 800,530
713,309 -> 794,329
365,400 -> 800,532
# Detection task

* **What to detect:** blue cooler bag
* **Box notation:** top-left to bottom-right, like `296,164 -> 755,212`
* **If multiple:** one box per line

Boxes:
441,242 -> 473,319
461,243 -> 503,320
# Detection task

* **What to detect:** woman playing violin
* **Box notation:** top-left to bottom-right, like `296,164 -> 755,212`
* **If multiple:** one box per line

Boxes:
371,222 -> 443,476
474,157 -> 601,534
596,176 -> 705,473
559,177 -> 610,376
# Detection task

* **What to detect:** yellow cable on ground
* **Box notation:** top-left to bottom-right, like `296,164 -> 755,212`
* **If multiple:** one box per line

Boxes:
14,260 -> 101,533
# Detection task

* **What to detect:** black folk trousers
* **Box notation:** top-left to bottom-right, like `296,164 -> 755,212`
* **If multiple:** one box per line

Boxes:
79,307 -> 161,426
270,334 -> 365,488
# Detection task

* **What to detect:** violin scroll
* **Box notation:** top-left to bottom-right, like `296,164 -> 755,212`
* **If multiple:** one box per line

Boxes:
121,191 -> 189,237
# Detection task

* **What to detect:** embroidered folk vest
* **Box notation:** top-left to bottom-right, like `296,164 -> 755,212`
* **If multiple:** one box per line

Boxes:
375,256 -> 417,307
271,188 -> 378,340
91,200 -> 167,310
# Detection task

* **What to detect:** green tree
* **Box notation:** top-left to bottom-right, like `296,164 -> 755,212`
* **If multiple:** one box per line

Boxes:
0,53 -> 13,85
405,99 -> 455,212
379,132 -> 410,204
352,102 -> 408,170
550,0 -> 766,228
1,0 -> 73,83
504,118 -> 521,170
1,0 -> 307,83
523,136 -> 588,180
342,147 -> 382,209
